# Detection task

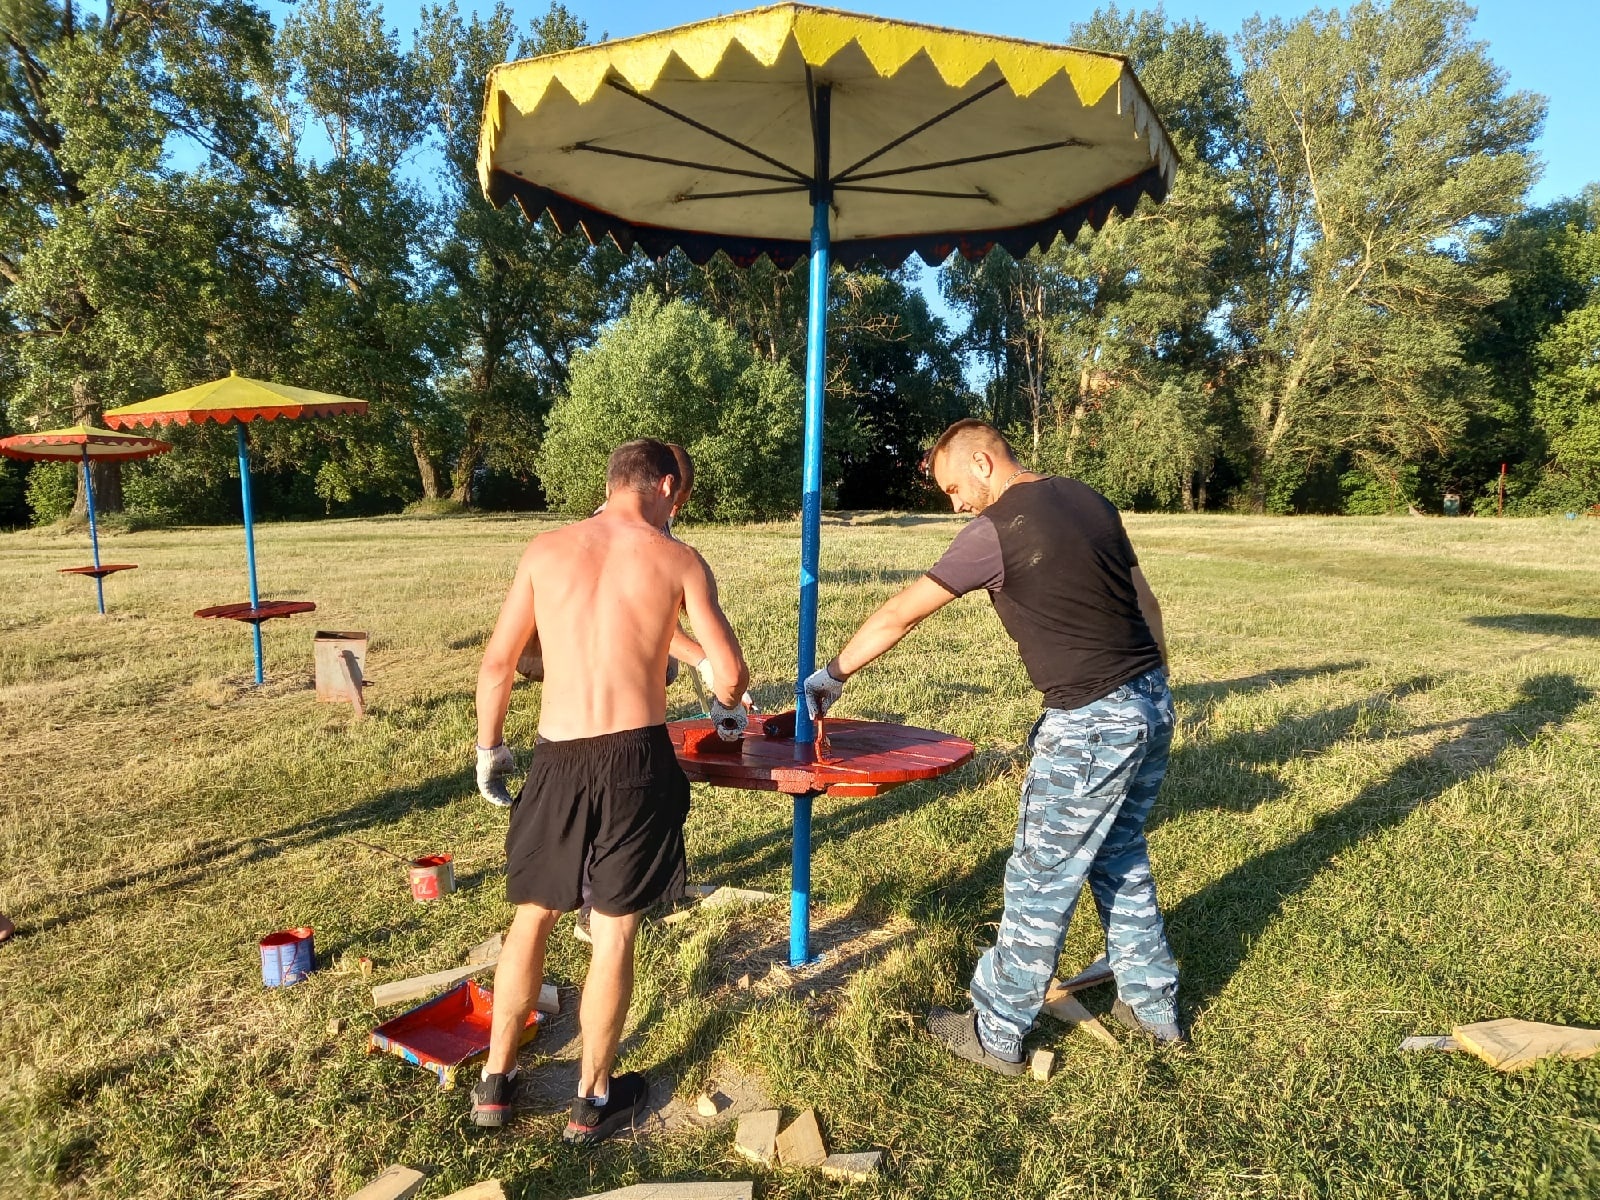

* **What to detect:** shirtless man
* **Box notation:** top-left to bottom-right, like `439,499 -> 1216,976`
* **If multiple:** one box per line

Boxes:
470,439 -> 750,1139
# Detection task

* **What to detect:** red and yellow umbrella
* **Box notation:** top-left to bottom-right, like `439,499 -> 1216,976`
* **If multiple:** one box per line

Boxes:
104,374 -> 368,683
0,425 -> 172,613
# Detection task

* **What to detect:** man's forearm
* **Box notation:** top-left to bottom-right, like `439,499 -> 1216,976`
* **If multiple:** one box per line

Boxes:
475,661 -> 515,747
830,605 -> 917,679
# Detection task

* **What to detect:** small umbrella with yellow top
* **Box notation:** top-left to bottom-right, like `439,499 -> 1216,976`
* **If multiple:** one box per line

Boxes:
0,425 -> 172,613
104,373 -> 368,684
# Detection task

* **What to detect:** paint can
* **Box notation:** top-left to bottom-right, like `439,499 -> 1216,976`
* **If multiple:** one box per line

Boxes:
260,927 -> 315,986
408,854 -> 455,902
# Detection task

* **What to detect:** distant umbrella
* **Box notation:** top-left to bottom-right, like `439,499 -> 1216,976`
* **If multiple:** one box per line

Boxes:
104,374 -> 368,684
0,425 -> 172,613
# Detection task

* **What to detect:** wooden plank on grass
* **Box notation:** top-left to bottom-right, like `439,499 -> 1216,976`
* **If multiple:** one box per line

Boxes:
1452,1018 -> 1600,1072
593,1185 -> 753,1200
345,1165 -> 426,1200
1040,984 -> 1120,1048
435,1183 -> 505,1200
775,1108 -> 828,1166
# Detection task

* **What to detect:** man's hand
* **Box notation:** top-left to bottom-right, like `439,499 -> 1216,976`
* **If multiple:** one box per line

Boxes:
475,742 -> 515,808
803,665 -> 846,719
708,697 -> 748,741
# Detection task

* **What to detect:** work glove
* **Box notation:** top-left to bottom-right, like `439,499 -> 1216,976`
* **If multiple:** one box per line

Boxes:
696,657 -> 755,711
708,696 -> 749,742
475,742 -> 515,808
803,665 -> 846,719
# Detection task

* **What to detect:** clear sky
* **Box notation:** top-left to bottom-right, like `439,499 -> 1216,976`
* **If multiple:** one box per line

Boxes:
364,0 -> 1595,207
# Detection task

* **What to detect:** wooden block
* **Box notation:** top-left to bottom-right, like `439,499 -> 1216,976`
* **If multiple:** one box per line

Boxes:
818,1151 -> 883,1181
599,1189 -> 751,1200
736,973 -> 752,991
1040,985 -> 1120,1049
535,982 -> 559,1015
371,961 -> 494,1008
733,1109 -> 781,1164
436,1183 -> 505,1200
775,1107 -> 828,1167
345,1165 -> 426,1200
465,933 -> 503,966
696,1092 -> 722,1118
1058,956 -> 1114,993
1399,1035 -> 1458,1052
1029,1048 -> 1055,1081
1452,1018 -> 1600,1072
328,1017 -> 348,1036
699,886 -> 777,910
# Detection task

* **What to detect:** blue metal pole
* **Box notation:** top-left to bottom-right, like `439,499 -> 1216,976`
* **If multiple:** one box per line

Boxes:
81,446 -> 104,615
791,84 -> 832,967
235,422 -> 264,685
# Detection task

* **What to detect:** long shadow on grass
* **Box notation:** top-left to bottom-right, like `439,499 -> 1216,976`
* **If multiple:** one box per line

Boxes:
1465,613 -> 1600,638
18,769 -> 469,937
1168,671 -> 1591,1011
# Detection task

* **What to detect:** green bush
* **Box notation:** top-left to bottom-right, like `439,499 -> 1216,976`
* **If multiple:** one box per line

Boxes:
25,460 -> 76,524
538,292 -> 803,522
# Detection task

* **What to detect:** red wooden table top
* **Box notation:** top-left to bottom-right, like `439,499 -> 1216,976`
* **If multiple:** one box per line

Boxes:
59,564 -> 137,578
668,715 -> 975,798
194,600 -> 317,623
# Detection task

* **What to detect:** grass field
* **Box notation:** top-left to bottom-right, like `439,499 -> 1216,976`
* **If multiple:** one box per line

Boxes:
2,510 -> 1598,1199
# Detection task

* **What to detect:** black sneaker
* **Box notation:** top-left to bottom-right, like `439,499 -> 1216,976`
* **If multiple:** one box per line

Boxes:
471,1071 -> 517,1127
1110,999 -> 1189,1048
926,1007 -> 1026,1076
563,1071 -> 649,1144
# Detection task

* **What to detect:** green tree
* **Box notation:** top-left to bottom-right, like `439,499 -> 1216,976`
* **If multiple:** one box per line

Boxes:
538,292 -> 802,521
1232,0 -> 1544,510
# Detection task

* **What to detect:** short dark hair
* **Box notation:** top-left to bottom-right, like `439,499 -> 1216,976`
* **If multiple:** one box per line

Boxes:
666,443 -> 694,506
607,438 -> 680,500
923,419 -> 1015,478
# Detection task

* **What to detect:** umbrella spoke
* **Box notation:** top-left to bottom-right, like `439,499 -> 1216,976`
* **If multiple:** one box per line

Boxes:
674,184 -> 811,202
570,142 -> 801,184
835,183 -> 995,202
832,79 -> 1005,182
844,139 -> 1091,183
607,79 -> 811,184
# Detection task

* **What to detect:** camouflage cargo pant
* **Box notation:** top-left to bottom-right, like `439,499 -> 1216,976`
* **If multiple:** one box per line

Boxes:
970,666 -> 1179,1058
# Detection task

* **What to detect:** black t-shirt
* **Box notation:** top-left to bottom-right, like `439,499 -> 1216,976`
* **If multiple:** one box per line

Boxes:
925,475 -> 1162,711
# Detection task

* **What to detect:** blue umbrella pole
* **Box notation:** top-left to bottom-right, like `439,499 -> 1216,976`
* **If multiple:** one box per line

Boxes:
791,87 -> 832,966
235,422 -> 265,685
81,446 -> 105,615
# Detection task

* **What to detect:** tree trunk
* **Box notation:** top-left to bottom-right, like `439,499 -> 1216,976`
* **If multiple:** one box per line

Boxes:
1181,472 -> 1195,513
70,374 -> 122,517
411,430 -> 448,500
451,416 -> 483,507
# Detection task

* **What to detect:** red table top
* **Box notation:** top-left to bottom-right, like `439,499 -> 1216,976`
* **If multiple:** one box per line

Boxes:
194,600 -> 317,623
668,715 -> 975,798
59,564 -> 137,578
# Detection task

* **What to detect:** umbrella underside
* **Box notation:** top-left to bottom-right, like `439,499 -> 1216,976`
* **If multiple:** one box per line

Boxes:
480,4 -> 1177,268
0,425 -> 171,462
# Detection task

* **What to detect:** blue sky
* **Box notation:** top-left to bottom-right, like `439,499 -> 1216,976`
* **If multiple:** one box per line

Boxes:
364,0 -> 1595,207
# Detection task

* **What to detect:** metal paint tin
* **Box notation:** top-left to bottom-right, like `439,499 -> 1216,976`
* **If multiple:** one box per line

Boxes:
260,927 -> 315,986
408,854 -> 455,902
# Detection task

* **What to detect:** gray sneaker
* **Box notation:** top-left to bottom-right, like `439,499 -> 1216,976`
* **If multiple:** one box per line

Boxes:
1110,999 -> 1188,1047
926,1007 -> 1026,1076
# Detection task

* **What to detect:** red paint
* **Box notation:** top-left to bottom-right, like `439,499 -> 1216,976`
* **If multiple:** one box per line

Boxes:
368,979 -> 541,1088
669,716 -> 974,798
194,600 -> 317,623
59,564 -> 138,578
408,854 -> 455,902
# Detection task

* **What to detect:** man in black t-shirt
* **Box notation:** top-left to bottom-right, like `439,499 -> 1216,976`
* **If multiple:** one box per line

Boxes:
804,419 -> 1184,1071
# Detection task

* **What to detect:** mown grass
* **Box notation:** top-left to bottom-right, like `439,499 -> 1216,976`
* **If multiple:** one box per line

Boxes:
1,511 -> 1598,1199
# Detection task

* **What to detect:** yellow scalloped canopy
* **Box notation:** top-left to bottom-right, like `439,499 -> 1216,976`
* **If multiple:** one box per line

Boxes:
0,425 -> 172,462
102,375 -> 369,429
479,3 -> 1177,268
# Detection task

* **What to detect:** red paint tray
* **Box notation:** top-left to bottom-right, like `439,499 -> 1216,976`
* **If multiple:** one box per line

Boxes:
368,978 -> 540,1088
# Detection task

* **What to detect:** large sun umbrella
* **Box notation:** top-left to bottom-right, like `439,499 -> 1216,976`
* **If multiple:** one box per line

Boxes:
103,374 -> 368,685
478,3 -> 1178,962
0,425 -> 172,614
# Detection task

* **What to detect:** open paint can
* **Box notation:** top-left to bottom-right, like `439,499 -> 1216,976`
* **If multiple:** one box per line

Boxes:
408,854 -> 455,902
259,927 -> 315,986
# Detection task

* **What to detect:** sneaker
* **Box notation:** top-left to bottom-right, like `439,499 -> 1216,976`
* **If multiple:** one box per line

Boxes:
925,1007 -> 1026,1076
572,906 -> 593,945
563,1071 -> 649,1144
1110,999 -> 1188,1047
471,1071 -> 517,1127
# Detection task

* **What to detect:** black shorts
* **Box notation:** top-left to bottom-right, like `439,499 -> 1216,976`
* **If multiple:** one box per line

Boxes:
506,724 -> 690,916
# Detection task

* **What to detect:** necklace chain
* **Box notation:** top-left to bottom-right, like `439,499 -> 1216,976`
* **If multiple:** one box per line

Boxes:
998,468 -> 1029,497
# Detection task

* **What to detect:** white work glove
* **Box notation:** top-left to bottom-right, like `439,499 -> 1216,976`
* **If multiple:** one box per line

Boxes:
696,657 -> 754,710
708,697 -> 748,741
803,665 -> 846,719
475,742 -> 515,808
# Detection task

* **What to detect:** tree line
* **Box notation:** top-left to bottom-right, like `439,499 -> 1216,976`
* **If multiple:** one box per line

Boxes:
1,0 -> 1595,527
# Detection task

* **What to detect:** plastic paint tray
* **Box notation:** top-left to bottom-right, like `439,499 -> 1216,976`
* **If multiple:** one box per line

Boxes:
368,979 -> 541,1088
